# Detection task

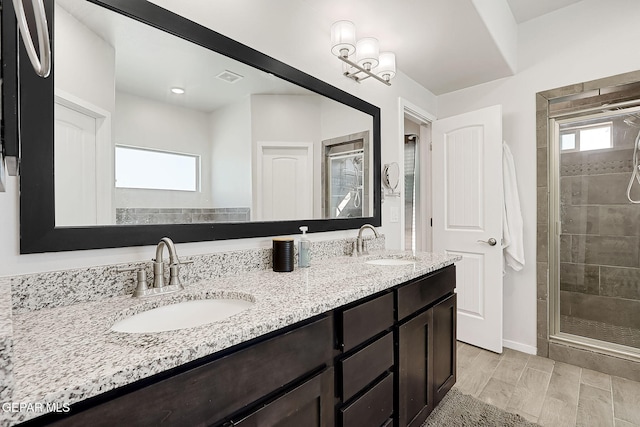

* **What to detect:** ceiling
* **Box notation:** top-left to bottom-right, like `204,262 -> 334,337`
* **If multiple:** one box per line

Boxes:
148,0 -> 585,96
299,0 -> 585,94
60,0 -> 586,106
507,0 -> 583,23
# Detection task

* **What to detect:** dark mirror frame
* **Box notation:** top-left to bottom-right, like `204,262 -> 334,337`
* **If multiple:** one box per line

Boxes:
7,0 -> 381,254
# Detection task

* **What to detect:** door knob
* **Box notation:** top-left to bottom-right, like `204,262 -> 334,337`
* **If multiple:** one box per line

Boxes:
477,237 -> 497,246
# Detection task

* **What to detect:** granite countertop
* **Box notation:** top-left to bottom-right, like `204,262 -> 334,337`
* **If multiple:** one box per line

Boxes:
8,251 -> 459,424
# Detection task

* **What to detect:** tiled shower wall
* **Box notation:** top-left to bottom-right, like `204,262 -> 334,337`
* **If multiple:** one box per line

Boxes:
537,70 -> 640,382
559,119 -> 640,348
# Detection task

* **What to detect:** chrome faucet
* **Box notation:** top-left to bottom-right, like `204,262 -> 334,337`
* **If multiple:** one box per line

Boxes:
355,224 -> 379,256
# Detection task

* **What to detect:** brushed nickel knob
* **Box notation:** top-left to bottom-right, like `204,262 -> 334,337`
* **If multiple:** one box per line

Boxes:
477,238 -> 497,246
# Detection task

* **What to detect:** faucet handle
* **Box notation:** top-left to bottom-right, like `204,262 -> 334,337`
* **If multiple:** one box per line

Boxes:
116,267 -> 151,297
131,270 -> 151,297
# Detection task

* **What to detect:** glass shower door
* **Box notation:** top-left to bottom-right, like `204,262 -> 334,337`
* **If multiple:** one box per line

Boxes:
554,108 -> 640,352
328,150 -> 364,218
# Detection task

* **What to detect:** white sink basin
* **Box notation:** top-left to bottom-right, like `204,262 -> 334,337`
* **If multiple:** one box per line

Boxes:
111,299 -> 254,333
365,258 -> 414,266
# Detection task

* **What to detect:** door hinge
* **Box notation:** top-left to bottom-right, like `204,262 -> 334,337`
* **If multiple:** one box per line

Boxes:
430,218 -> 433,227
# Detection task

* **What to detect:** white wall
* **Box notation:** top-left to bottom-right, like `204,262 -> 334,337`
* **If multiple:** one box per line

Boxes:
208,98 -> 252,209
54,3 -> 115,114
438,0 -> 640,352
0,1 -> 437,277
114,92 -> 213,208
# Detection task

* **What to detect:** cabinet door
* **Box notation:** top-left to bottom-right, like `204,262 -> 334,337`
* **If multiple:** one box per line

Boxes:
397,309 -> 433,427
433,293 -> 457,405
232,368 -> 334,427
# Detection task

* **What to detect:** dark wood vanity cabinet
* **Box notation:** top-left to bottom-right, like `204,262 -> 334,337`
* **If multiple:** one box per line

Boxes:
398,308 -> 434,426
31,265 -> 456,427
335,264 -> 457,427
432,293 -> 457,406
46,316 -> 334,427
336,292 -> 395,427
397,265 -> 457,427
231,367 -> 334,427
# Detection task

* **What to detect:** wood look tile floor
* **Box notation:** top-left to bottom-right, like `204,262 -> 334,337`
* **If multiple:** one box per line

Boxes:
455,341 -> 640,427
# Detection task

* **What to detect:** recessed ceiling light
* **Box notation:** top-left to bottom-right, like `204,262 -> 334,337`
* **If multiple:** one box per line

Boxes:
171,87 -> 185,94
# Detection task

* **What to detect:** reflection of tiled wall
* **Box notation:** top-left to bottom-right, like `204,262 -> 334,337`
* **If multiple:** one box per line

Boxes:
116,208 -> 250,225
559,146 -> 640,340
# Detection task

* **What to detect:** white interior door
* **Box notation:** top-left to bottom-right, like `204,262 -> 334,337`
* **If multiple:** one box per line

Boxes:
54,102 -> 98,226
432,105 -> 503,353
257,142 -> 313,221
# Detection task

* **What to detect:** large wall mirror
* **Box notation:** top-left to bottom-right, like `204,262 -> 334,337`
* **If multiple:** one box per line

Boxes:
16,0 -> 381,253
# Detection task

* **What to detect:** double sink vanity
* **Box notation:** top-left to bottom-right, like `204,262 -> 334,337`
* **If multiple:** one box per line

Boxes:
3,0 -> 460,424
6,247 -> 459,427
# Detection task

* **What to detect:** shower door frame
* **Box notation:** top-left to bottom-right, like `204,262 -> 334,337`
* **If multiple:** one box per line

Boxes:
548,106 -> 640,362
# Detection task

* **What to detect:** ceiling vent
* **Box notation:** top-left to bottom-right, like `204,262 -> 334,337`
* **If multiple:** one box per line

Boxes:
216,70 -> 243,84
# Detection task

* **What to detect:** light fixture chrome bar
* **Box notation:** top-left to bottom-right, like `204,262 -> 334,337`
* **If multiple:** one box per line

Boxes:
337,55 -> 391,86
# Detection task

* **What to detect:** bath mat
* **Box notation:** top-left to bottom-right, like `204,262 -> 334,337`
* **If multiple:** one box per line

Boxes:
422,388 -> 541,426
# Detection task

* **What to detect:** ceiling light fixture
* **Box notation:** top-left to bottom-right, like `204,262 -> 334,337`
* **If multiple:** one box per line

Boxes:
171,87 -> 185,94
330,20 -> 396,86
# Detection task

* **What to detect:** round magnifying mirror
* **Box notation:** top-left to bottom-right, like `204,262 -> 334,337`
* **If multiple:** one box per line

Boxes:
383,162 -> 400,192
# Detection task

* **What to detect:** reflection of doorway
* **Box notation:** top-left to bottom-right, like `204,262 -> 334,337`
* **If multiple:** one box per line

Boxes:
54,91 -> 112,226
400,101 -> 433,252
256,142 -> 313,221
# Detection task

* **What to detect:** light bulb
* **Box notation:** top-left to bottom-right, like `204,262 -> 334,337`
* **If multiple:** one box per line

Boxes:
331,21 -> 356,58
356,38 -> 379,70
376,52 -> 396,81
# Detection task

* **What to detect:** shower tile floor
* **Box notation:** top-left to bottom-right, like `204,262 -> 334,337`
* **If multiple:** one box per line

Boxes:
456,341 -> 640,426
560,315 -> 640,350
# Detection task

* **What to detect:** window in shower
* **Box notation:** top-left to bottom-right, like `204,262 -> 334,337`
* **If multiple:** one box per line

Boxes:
551,108 -> 640,352
560,122 -> 612,152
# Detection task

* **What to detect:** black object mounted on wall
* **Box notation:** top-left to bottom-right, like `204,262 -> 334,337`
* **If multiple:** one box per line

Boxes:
1,0 -> 20,181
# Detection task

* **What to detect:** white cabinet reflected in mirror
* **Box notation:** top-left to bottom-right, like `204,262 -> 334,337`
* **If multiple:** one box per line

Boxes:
53,0 -> 373,227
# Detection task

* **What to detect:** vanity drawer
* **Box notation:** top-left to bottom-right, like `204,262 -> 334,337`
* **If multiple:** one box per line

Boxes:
397,265 -> 455,321
340,331 -> 393,401
340,292 -> 394,352
339,373 -> 394,427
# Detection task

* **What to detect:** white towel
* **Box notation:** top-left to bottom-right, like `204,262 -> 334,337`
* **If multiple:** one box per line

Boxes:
502,142 -> 525,271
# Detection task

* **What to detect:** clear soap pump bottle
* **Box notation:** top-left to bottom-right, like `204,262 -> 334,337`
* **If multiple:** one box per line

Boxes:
298,226 -> 310,268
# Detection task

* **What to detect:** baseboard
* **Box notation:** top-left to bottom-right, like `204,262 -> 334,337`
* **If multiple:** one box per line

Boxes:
503,339 -> 537,355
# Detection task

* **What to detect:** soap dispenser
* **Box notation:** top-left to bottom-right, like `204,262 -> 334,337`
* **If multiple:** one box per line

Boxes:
298,226 -> 310,268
